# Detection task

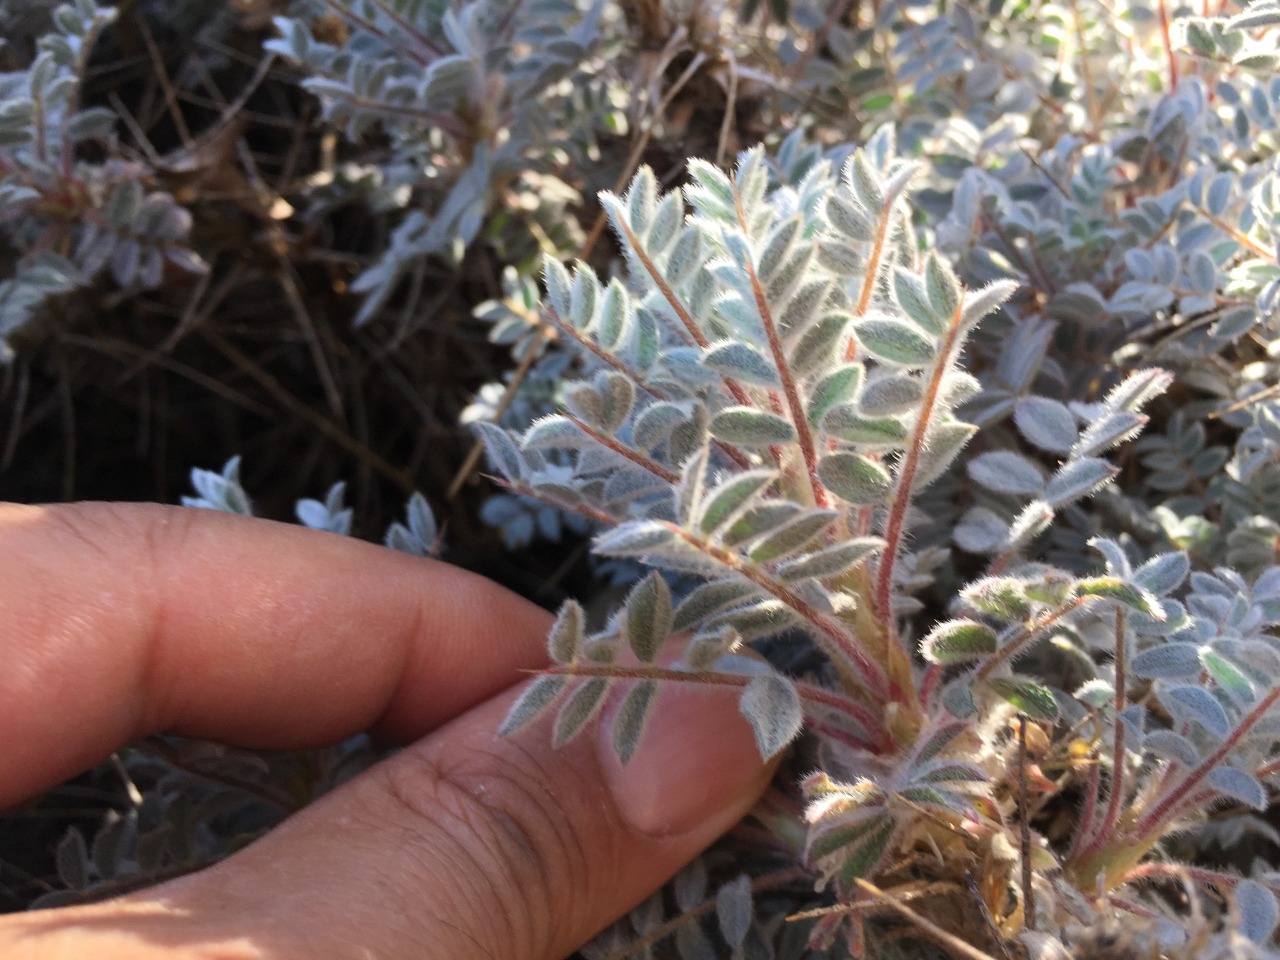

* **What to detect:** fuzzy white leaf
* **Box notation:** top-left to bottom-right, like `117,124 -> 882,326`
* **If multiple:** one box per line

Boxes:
611,680 -> 659,765
474,422 -> 525,481
500,675 -> 567,735
1144,729 -> 1201,765
1014,396 -> 1078,454
859,374 -> 923,416
1131,642 -> 1201,679
554,677 -> 611,746
674,580 -> 762,631
960,279 -> 1019,329
1160,684 -> 1231,738
775,537 -> 885,582
1207,767 -> 1268,810
857,315 -> 937,366
699,470 -> 777,535
710,408 -> 797,446
704,342 -> 780,387
739,672 -> 803,758
968,451 -> 1045,496
624,572 -> 673,663
1045,458 -> 1117,506
818,452 -> 893,505
716,875 -> 753,949
1134,552 -> 1191,597
547,600 -> 585,663
1236,879 -> 1279,944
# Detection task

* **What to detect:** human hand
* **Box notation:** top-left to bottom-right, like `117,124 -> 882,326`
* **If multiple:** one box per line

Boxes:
0,502 -> 775,960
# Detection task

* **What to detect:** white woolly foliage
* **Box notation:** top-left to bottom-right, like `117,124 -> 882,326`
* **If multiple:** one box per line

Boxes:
0,2 -> 204,353
477,135 -> 1280,958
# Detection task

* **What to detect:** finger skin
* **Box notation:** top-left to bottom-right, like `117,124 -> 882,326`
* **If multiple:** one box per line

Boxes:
0,501 -> 776,960
0,501 -> 552,808
0,682 -> 774,960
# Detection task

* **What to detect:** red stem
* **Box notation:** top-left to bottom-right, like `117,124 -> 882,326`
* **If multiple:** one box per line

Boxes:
734,189 -> 829,509
1087,608 -> 1128,854
546,663 -> 889,742
1156,0 -> 1180,91
873,298 -> 965,628
1136,681 -> 1280,838
609,213 -> 755,408
563,412 -> 680,485
662,523 -> 891,702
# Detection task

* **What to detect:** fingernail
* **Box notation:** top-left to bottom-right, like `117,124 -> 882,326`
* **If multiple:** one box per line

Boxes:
600,680 -> 773,838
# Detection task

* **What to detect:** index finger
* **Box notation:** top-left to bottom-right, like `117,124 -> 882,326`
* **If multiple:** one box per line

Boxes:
0,502 -> 552,808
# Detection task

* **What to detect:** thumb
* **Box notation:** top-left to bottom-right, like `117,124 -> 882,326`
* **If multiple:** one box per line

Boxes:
4,676 -> 775,960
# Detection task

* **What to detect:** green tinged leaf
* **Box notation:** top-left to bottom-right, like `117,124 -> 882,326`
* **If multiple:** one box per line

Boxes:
748,509 -> 837,562
710,407 -> 797,446
500,675 -> 567,735
807,364 -> 864,427
1074,577 -> 1163,617
554,677 -> 611,746
987,677 -> 1059,720
775,537 -> 885,582
547,600 -> 584,662
925,254 -> 961,318
858,374 -> 923,416
808,810 -> 889,862
1201,649 -> 1254,704
625,572 -> 673,663
893,267 -> 945,335
921,620 -> 999,664
836,817 -> 895,889
962,578 -> 1034,620
611,680 -> 659,764
699,470 -> 777,535
818,452 -> 893,504
857,315 -> 937,366
823,405 -> 908,446
632,401 -> 688,452
674,579 -> 761,630
791,312 -> 854,374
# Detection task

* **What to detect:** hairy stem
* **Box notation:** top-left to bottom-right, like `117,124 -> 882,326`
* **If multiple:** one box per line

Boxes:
1136,681 -> 1280,838
1085,608 -> 1128,856
874,298 -> 966,634
545,663 -> 888,740
733,189 -> 829,509
660,522 -> 892,704
563,412 -> 681,484
609,214 -> 754,409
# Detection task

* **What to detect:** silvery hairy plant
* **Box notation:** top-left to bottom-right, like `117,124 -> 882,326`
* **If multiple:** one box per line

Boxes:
0,0 -> 205,357
478,142 -> 1280,958
266,0 -> 607,324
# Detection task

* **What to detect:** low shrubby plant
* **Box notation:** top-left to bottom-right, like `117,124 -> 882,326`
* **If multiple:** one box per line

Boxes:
0,0 -> 204,356
3,0 -> 1280,957
477,137 -> 1280,956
